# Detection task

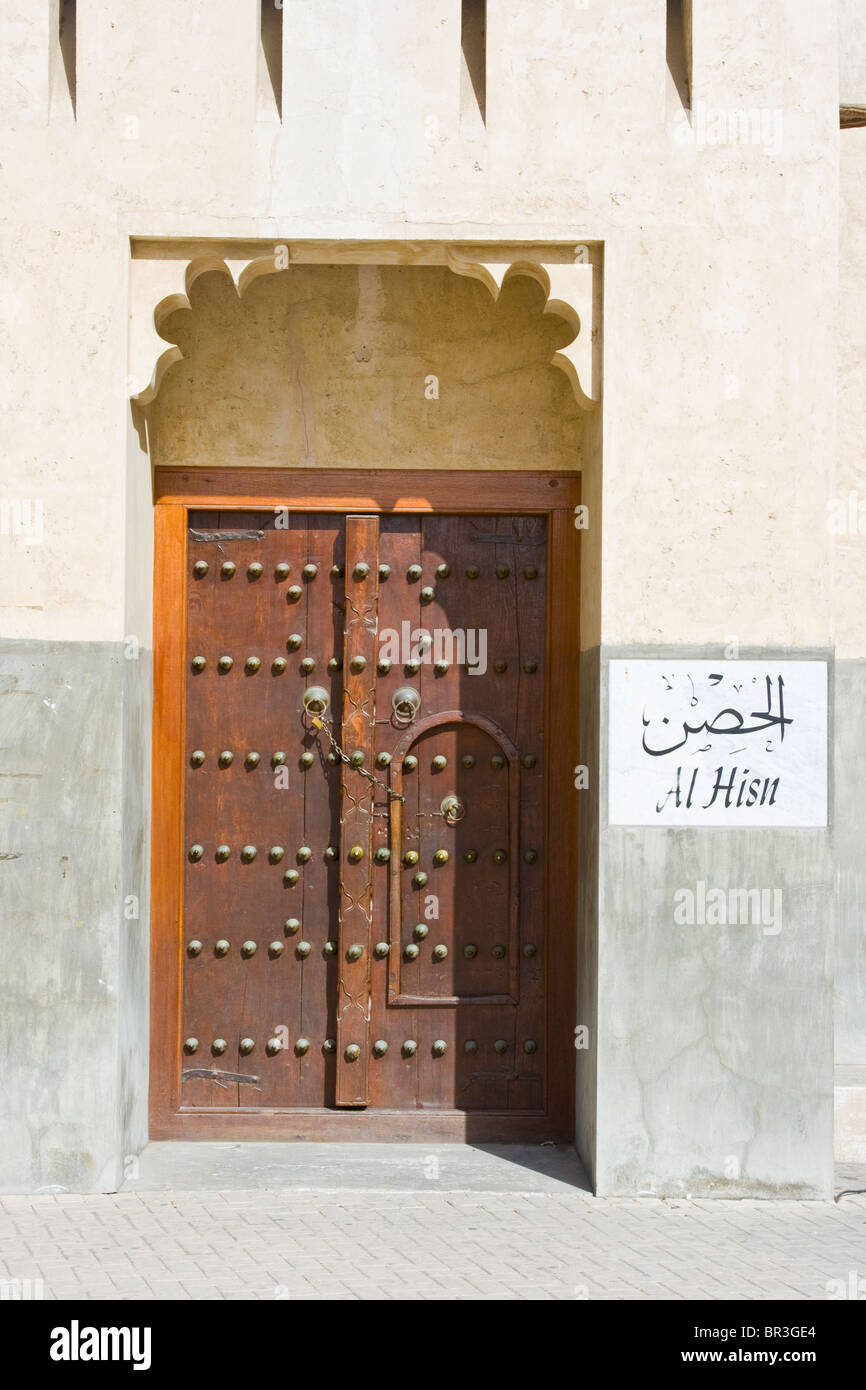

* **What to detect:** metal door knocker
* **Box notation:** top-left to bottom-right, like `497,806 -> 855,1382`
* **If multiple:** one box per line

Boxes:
440,794 -> 466,825
392,687 -> 421,724
302,686 -> 330,717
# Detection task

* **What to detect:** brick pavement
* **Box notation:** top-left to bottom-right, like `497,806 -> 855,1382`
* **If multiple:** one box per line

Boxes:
1,1185 -> 865,1301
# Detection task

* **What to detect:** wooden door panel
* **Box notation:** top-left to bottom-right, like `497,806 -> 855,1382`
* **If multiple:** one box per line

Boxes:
152,473 -> 578,1140
180,511 -> 345,1109
291,515 -> 344,1106
334,516 -> 380,1105
366,516 -> 422,1109
388,719 -> 516,1005
369,516 -> 546,1112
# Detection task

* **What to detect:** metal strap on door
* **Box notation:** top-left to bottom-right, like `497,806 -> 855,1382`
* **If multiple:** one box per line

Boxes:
334,516 -> 379,1106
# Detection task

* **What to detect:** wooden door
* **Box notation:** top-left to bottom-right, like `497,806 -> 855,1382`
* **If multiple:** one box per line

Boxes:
150,471 -> 579,1141
179,508 -> 345,1112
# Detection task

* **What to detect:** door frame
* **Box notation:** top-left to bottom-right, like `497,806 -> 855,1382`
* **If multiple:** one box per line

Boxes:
149,468 -> 581,1140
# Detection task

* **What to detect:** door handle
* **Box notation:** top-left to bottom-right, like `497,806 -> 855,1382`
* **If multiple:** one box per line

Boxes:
302,685 -> 330,716
440,794 -> 466,825
392,686 -> 421,723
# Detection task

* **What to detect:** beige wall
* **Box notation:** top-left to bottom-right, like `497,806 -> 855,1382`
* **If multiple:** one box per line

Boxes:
840,0 -> 866,107
0,0 -> 843,651
836,128 -> 866,660
0,0 -> 860,1197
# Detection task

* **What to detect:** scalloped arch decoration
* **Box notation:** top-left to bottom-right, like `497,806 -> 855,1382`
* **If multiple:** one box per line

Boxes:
128,244 -> 601,410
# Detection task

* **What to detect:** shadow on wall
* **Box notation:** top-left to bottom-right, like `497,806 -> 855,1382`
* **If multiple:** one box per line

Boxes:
148,265 -> 583,472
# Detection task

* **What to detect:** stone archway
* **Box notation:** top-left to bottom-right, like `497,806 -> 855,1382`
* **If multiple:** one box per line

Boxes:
144,261 -> 586,473
128,240 -> 602,412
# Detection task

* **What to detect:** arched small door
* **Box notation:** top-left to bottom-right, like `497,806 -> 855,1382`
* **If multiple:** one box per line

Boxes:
150,470 -> 579,1141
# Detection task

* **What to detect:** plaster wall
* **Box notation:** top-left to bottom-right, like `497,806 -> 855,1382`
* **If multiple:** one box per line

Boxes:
833,131 -> 866,1095
0,0 -> 850,1191
0,643 -> 127,1192
839,0 -> 866,106
0,0 -> 839,647
595,645 -> 834,1198
836,130 -> 866,666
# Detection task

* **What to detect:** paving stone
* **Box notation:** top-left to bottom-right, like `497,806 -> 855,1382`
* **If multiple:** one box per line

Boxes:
0,1181 -> 863,1301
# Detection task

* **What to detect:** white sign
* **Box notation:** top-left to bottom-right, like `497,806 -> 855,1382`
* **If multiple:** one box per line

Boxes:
608,661 -> 827,827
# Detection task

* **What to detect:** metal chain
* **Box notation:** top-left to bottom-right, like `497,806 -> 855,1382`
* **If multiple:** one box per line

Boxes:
308,715 -> 405,802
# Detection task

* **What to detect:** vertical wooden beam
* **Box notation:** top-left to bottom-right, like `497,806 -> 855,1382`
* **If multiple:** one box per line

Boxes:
545,501 -> 580,1137
149,502 -> 187,1131
335,515 -> 380,1105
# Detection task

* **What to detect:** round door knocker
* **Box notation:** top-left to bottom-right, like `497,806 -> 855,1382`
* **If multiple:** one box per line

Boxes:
440,794 -> 466,826
302,685 -> 330,718
392,686 -> 421,724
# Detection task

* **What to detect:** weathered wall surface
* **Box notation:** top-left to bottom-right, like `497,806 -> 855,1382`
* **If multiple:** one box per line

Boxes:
839,0 -> 866,106
834,664 -> 866,1068
0,644 -> 126,1192
0,0 -> 849,1192
149,267 -> 583,472
596,647 -> 835,1198
834,128 -> 866,1124
0,0 -> 839,643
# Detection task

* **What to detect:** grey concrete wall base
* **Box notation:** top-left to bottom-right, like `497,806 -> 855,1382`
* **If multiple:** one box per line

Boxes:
589,646 -> 835,1200
0,640 -> 150,1194
1,637 -> 844,1195
575,645 -> 599,1188
834,661 -> 866,1068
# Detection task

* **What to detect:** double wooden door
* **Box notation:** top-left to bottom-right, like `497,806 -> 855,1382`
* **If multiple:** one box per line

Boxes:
151,471 -> 579,1140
